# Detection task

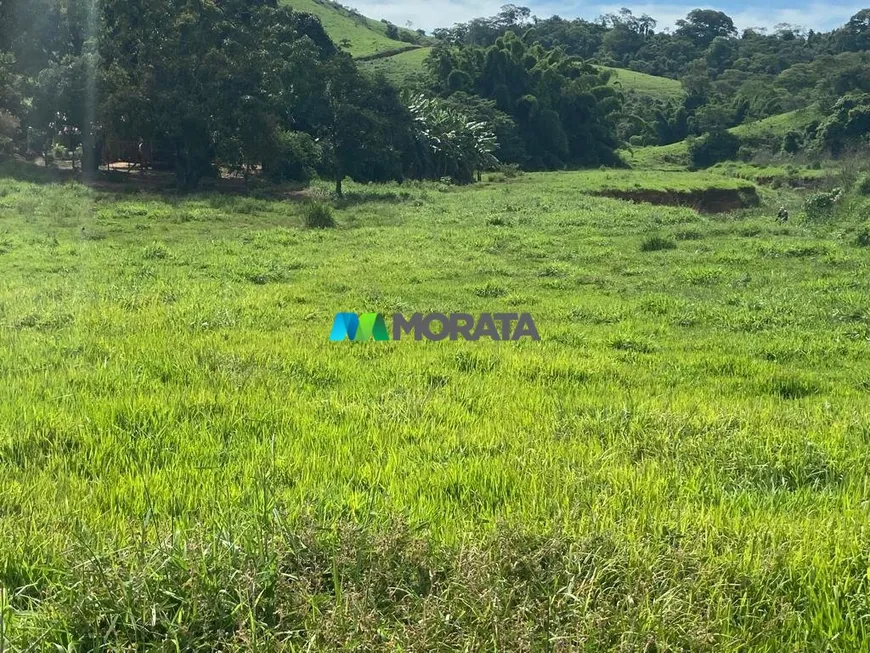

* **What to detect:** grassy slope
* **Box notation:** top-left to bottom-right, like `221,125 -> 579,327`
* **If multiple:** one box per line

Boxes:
362,50 -> 686,99
628,105 -> 823,171
539,168 -> 753,192
280,2 -> 683,101
361,46 -> 432,83
2,167 -> 870,648
600,65 -> 684,100
281,0 -> 419,58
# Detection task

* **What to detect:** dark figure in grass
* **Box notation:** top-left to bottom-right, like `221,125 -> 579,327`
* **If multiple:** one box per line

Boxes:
777,206 -> 789,223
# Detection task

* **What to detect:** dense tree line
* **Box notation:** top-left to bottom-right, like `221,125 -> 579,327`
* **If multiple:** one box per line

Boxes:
0,0 -> 584,189
433,5 -> 870,152
425,31 -> 623,169
3,1 -> 870,185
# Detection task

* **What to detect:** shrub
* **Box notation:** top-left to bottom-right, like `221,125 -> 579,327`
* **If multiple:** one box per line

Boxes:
641,234 -> 677,252
498,163 -> 523,179
688,130 -> 740,169
303,202 -> 335,229
803,189 -> 843,220
781,130 -> 802,154
855,173 -> 870,195
264,131 -> 321,184
736,145 -> 755,162
856,228 -> 870,247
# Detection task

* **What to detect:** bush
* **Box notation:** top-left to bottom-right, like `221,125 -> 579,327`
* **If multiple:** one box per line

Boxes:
781,130 -> 802,154
736,145 -> 755,162
303,202 -> 335,229
688,130 -> 741,169
856,228 -> 870,247
264,131 -> 321,184
641,234 -> 677,252
803,189 -> 844,220
497,163 -> 523,179
855,173 -> 870,195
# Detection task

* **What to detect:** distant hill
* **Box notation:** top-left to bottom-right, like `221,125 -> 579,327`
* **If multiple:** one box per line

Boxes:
286,0 -> 685,102
361,48 -> 686,102
360,47 -> 432,84
599,66 -> 684,101
627,105 -> 823,170
280,0 -> 427,58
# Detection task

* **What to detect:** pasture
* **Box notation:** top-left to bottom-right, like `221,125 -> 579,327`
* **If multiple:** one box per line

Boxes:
1,169 -> 870,650
282,0 -> 419,58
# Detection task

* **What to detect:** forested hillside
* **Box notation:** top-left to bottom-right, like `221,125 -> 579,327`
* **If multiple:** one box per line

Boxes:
1,1 -> 870,188
428,5 -> 870,163
280,0 -> 427,58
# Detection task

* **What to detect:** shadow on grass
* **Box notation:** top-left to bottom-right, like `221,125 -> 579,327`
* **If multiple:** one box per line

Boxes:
332,190 -> 412,208
0,161 -> 312,201
0,160 -> 76,184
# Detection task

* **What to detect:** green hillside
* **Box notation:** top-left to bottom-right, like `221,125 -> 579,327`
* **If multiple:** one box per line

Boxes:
600,66 -> 684,100
361,49 -> 685,100
287,1 -> 684,100
360,46 -> 432,83
627,105 -> 823,170
281,0 -> 422,58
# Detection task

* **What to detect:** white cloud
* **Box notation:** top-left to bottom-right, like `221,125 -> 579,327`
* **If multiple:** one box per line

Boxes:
340,0 -> 863,33
590,1 -> 866,32
342,1 -> 508,31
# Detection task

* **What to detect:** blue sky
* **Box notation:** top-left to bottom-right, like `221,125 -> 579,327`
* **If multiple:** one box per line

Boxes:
347,0 -> 866,34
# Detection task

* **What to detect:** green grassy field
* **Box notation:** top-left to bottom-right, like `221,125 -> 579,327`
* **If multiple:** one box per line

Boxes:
360,46 -> 432,83
600,66 -> 684,100
731,105 -> 822,141
709,161 -> 831,185
2,168 -> 870,649
627,106 -> 824,171
280,0 -> 419,58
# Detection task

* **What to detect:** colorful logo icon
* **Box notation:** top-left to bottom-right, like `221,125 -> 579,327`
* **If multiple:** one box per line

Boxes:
330,312 -> 390,342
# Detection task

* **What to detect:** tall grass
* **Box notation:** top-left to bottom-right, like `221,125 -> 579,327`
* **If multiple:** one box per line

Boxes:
1,171 -> 870,649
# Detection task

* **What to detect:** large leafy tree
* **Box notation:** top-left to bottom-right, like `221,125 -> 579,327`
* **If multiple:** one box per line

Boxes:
426,31 -> 623,169
838,10 -> 870,52
675,10 -> 737,49
406,93 -> 498,183
0,52 -> 23,156
98,0 -> 339,188
316,55 -> 408,194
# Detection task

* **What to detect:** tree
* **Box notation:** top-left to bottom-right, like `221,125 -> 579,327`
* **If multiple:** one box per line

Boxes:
688,130 -> 740,168
706,36 -> 737,75
815,92 -> 870,155
838,9 -> 870,52
407,94 -> 499,183
99,0 -> 335,188
317,56 -> 405,195
0,52 -> 24,116
424,33 -> 623,169
676,10 -> 737,48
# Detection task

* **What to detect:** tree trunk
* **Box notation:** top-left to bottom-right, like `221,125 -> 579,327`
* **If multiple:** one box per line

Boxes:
335,174 -> 343,196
